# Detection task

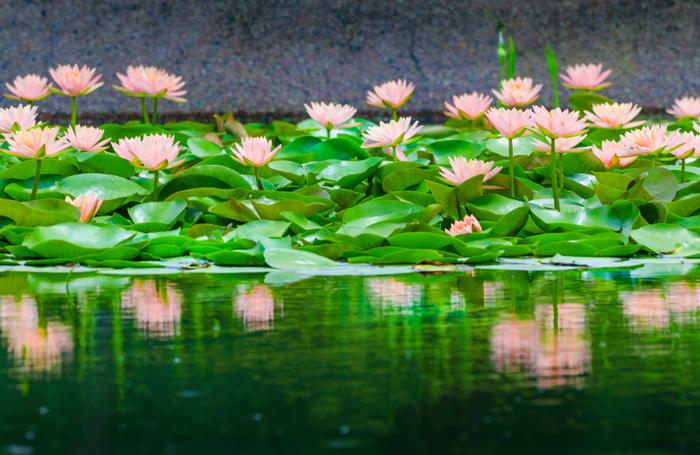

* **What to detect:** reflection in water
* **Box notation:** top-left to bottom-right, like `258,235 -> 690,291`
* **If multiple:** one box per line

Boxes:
234,284 -> 279,332
366,278 -> 423,312
490,318 -> 539,374
121,279 -> 182,338
622,283 -> 700,331
0,296 -> 73,376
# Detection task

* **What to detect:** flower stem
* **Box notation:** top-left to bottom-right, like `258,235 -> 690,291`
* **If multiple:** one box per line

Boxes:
391,108 -> 398,121
507,138 -> 515,198
151,98 -> 159,124
681,158 -> 686,183
31,159 -> 42,201
152,170 -> 160,201
70,97 -> 77,127
254,167 -> 263,191
141,98 -> 149,124
326,126 -> 332,139
392,146 -> 397,161
550,139 -> 560,211
559,155 -> 565,190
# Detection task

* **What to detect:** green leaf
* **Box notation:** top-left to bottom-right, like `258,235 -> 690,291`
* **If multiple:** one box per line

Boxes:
128,200 -> 187,232
158,165 -> 251,199
484,136 -> 535,157
568,91 -> 613,111
630,224 -> 700,255
58,173 -> 148,200
187,137 -> 225,158
264,248 -> 339,269
318,157 -> 382,187
24,222 -> 136,258
428,140 -> 484,164
0,159 -> 77,180
0,198 -> 79,226
77,153 -> 135,178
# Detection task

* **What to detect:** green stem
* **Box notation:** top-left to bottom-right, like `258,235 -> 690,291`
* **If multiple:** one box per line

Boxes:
507,138 -> 515,198
70,97 -> 77,127
391,108 -> 397,121
559,155 -> 565,190
326,126 -> 332,139
550,139 -> 560,211
681,159 -> 686,183
30,159 -> 42,201
254,166 -> 263,191
651,156 -> 656,168
455,193 -> 462,220
152,170 -> 159,201
392,146 -> 397,161
141,98 -> 149,124
151,98 -> 159,124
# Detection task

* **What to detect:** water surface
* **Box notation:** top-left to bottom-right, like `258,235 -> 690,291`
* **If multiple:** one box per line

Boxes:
1,264 -> 699,454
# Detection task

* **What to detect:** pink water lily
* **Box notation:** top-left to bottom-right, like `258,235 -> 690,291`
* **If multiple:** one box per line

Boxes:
585,102 -> 643,129
64,125 -> 110,152
591,140 -> 637,168
492,77 -> 542,107
666,131 -> 700,159
366,79 -> 414,109
439,157 -> 502,185
4,127 -> 69,159
560,63 -> 612,90
445,214 -> 482,236
65,192 -> 104,223
113,134 -> 182,170
444,92 -> 493,120
618,125 -> 668,156
114,65 -> 187,102
49,64 -> 103,97
232,136 -> 280,168
667,96 -> 700,119
485,107 -> 532,139
4,74 -> 52,103
304,102 -> 357,130
362,117 -> 421,149
531,106 -> 587,138
0,105 -> 38,134
533,135 -> 588,153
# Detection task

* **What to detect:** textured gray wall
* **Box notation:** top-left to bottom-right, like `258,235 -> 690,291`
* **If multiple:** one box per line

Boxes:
1,0 -> 698,118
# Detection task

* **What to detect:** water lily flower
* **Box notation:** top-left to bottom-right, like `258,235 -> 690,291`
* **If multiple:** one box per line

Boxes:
533,135 -> 588,153
667,96 -> 700,119
444,92 -> 493,121
492,77 -> 542,107
113,134 -> 182,171
65,192 -> 104,223
439,156 -> 502,185
560,63 -> 612,90
618,124 -> 668,156
366,79 -> 414,117
362,117 -> 421,154
445,214 -> 482,236
0,104 -> 38,134
304,101 -> 357,136
4,74 -> 52,103
63,125 -> 110,152
49,64 -> 103,97
585,102 -> 643,129
531,106 -> 587,138
591,140 -> 637,169
666,131 -> 699,159
485,107 -> 533,139
114,65 -> 187,124
232,137 -> 281,189
4,126 -> 69,160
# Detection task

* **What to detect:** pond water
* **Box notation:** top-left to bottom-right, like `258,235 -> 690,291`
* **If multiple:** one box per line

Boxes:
0,264 -> 699,454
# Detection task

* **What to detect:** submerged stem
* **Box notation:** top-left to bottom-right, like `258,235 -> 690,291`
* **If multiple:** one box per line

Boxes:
70,97 -> 77,127
550,139 -> 560,211
151,98 -> 159,124
508,138 -> 515,198
152,170 -> 160,201
31,159 -> 42,201
141,98 -> 149,124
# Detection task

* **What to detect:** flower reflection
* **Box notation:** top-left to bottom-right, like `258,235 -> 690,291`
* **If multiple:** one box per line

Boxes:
621,283 -> 700,330
366,278 -> 423,312
668,282 -> 700,321
234,284 -> 280,332
121,280 -> 182,338
491,303 -> 590,389
0,296 -> 73,375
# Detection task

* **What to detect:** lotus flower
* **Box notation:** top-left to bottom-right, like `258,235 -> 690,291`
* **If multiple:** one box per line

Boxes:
531,106 -> 587,138
304,102 -> 357,131
0,104 -> 38,134
591,140 -> 637,168
445,214 -> 482,236
485,107 -> 532,139
666,131 -> 700,159
231,136 -> 281,168
585,102 -> 643,129
4,127 -> 69,159
362,117 -> 421,149
65,192 -> 104,223
533,135 -> 588,153
114,65 -> 187,102
618,125 -> 668,156
366,79 -> 414,110
667,96 -> 700,119
63,125 -> 110,152
49,64 -> 103,97
560,63 -> 612,90
492,77 -> 542,107
439,156 -> 502,185
113,134 -> 182,170
4,74 -> 52,103
444,92 -> 493,120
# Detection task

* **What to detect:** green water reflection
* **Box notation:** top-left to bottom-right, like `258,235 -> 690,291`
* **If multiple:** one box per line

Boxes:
1,264 -> 700,454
